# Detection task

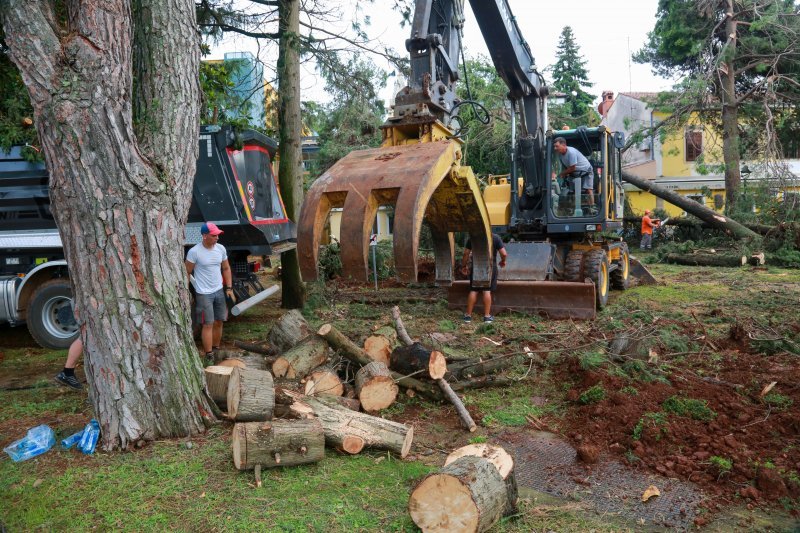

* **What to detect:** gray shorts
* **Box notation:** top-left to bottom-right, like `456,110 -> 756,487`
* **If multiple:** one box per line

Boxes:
568,171 -> 594,191
196,290 -> 228,324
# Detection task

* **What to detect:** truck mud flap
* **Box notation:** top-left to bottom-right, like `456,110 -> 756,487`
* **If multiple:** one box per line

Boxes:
297,141 -> 495,287
447,280 -> 597,320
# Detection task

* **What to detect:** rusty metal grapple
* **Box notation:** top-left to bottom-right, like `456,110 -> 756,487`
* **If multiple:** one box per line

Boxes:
297,138 -> 497,287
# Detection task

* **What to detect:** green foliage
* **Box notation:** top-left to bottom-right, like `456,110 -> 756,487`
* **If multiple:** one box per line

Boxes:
661,395 -> 716,421
0,49 -> 37,152
199,59 -> 252,128
438,319 -> 457,332
620,386 -> 639,396
709,455 -> 733,474
469,435 -> 488,444
579,350 -> 606,370
578,385 -> 606,405
547,26 -> 595,127
317,241 -> 343,280
763,392 -> 794,410
632,411 -> 669,441
369,239 -> 396,280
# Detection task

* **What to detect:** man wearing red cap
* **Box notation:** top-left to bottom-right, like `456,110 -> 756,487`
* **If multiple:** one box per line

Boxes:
185,223 -> 233,362
641,210 -> 658,250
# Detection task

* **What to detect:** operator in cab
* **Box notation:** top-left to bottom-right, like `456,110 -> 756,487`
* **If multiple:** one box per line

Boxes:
553,137 -> 595,215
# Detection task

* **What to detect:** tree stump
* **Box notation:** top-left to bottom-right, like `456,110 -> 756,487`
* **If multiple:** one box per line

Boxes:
204,365 -> 234,409
363,326 -> 398,365
409,456 -> 509,533
355,361 -> 399,412
390,342 -> 447,379
304,366 -> 344,397
232,418 -> 324,470
444,444 -> 518,515
218,358 -> 246,369
268,309 -> 311,352
284,391 -> 413,457
227,367 -> 275,422
272,334 -> 329,379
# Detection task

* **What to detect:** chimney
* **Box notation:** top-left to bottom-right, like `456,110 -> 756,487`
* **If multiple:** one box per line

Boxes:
597,90 -> 614,118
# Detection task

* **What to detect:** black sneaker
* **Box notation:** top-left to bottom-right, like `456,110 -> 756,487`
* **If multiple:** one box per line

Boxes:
55,371 -> 83,390
483,315 -> 494,323
204,352 -> 215,366
463,315 -> 472,323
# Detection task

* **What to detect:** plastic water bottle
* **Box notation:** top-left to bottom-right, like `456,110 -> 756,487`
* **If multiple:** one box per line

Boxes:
78,419 -> 100,455
3,425 -> 55,462
61,429 -> 84,449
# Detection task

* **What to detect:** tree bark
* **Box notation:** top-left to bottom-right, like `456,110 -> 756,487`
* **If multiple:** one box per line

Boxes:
437,379 -> 477,432
390,343 -> 447,380
363,326 -> 397,365
621,171 -> 759,241
317,324 -> 373,366
268,309 -> 310,352
232,419 -> 325,470
409,456 -> 509,533
721,1 -> 741,213
304,366 -> 344,397
284,391 -> 414,457
272,334 -> 329,379
1,0 -> 212,449
664,253 -> 747,267
233,340 -> 278,356
444,444 -> 519,515
227,367 -> 275,422
277,0 -> 306,308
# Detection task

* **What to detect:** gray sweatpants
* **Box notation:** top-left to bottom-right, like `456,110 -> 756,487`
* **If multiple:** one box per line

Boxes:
640,233 -> 652,249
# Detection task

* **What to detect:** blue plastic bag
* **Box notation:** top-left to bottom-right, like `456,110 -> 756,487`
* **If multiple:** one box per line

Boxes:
3,425 -> 56,462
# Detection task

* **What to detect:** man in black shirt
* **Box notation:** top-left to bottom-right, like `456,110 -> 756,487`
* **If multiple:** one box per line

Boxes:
460,233 -> 508,323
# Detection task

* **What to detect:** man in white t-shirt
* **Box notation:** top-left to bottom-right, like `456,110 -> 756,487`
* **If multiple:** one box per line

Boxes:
185,222 -> 233,362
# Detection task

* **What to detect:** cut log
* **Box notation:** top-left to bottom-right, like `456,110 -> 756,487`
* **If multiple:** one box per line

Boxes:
445,355 -> 523,381
272,334 -> 329,379
355,361 -> 399,412
304,366 -> 344,397
227,367 -> 275,422
363,326 -> 398,365
217,353 -> 267,371
390,343 -> 447,380
750,252 -> 766,265
317,323 -> 372,366
268,309 -> 311,352
232,419 -> 325,470
621,171 -> 760,241
444,444 -> 519,515
218,358 -> 246,369
436,379 -> 476,432
204,365 -> 234,409
664,253 -> 747,267
233,340 -> 277,356
284,391 -> 413,457
409,455 -> 509,533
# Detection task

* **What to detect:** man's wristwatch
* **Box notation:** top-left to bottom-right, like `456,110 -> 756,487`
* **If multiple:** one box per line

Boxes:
225,286 -> 232,291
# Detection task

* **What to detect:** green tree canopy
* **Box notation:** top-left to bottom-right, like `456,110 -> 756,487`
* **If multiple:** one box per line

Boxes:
548,26 -> 596,127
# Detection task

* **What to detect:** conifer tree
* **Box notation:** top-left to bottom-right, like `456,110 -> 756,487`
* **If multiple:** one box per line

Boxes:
549,26 -> 595,127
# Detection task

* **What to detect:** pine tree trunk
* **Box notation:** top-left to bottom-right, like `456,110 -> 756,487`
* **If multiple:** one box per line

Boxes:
721,2 -> 741,213
1,0 -> 212,449
277,0 -> 306,309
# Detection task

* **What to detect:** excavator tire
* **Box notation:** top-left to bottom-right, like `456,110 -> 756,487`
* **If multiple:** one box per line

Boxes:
585,249 -> 610,310
611,243 -> 630,290
564,250 -> 586,282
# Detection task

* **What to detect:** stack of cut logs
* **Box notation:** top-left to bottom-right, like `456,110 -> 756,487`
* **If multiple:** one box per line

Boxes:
205,307 -> 523,529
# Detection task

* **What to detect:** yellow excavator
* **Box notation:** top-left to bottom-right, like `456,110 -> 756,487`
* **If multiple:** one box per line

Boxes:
297,0 -> 631,319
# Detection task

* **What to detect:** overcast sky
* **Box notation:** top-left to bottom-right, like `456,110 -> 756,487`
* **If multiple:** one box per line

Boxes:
210,0 -> 676,105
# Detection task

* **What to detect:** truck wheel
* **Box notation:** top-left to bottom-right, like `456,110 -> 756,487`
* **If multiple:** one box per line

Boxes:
585,249 -> 610,310
27,279 -> 79,349
611,244 -> 630,290
564,250 -> 585,282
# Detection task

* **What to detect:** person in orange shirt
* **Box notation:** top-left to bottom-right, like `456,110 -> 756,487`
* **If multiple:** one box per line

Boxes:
640,210 -> 658,249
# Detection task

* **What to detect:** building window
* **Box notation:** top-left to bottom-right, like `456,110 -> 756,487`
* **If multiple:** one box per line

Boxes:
685,130 -> 703,161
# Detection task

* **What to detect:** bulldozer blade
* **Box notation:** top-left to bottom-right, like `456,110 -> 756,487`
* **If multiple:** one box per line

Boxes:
447,280 -> 597,320
629,255 -> 657,285
298,140 -> 495,287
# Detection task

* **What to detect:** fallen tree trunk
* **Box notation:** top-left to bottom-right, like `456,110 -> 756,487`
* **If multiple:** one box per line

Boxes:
204,365 -> 234,409
355,361 -> 399,412
268,309 -> 311,352
272,334 -> 329,378
664,253 -> 747,267
284,391 -> 414,457
232,419 -> 325,470
317,324 -> 372,366
227,367 -> 275,422
445,355 -> 524,381
409,455 -> 509,532
445,444 -> 519,516
621,171 -> 760,241
303,366 -> 344,397
390,343 -> 447,380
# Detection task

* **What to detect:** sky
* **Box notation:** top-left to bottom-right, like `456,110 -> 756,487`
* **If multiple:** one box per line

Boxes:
209,0 -> 676,106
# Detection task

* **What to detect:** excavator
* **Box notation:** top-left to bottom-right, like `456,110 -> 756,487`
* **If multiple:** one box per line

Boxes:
297,0 -> 631,319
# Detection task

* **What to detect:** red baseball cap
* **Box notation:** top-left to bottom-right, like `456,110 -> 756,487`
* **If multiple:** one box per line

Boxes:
201,222 -> 223,236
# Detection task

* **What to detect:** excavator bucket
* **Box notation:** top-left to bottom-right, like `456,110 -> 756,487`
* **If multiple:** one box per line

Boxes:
297,140 -> 496,287
447,242 -> 598,320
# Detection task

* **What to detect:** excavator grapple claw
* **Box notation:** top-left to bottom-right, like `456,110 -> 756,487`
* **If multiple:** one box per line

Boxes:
297,140 -> 495,287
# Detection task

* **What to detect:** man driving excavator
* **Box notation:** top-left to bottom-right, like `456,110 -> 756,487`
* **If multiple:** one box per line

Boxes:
554,137 -> 595,215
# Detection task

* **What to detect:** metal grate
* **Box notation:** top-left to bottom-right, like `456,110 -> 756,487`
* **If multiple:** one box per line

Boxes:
497,430 -> 704,531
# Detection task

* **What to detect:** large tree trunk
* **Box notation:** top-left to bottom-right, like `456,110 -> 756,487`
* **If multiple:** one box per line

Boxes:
721,1 -> 741,213
1,0 -> 212,449
621,171 -> 758,241
277,0 -> 306,308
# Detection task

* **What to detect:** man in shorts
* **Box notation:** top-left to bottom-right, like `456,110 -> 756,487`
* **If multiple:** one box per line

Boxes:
553,137 -> 594,215
186,222 -> 233,362
460,233 -> 508,323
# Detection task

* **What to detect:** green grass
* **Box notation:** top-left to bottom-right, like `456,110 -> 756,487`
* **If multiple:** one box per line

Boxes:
763,392 -> 794,410
662,395 -> 717,421
632,412 -> 669,441
578,385 -> 606,405
464,383 -> 557,428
